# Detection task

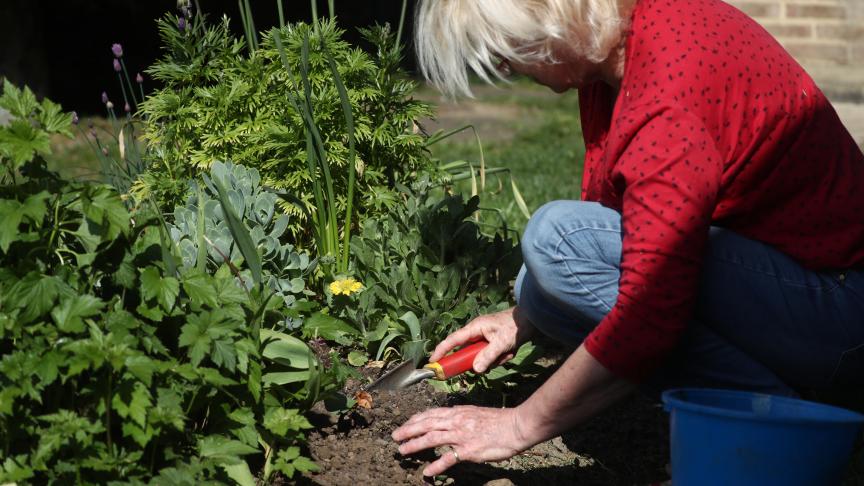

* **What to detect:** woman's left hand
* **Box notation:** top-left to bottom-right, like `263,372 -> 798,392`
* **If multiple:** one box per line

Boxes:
391,405 -> 532,476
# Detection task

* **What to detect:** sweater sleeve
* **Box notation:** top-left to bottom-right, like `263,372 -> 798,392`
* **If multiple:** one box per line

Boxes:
583,105 -> 724,381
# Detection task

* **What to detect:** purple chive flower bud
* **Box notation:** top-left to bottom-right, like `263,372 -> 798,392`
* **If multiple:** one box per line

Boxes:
102,147 -> 110,156
178,16 -> 187,32
101,92 -> 109,104
111,43 -> 123,58
106,101 -> 114,110
124,103 -> 131,113
113,59 -> 122,72
136,72 -> 144,84
71,111 -> 80,125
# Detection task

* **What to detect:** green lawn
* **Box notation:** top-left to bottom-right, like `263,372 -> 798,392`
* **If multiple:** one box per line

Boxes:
418,80 -> 586,235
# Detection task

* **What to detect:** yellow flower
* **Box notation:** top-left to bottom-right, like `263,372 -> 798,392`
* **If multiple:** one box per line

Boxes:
329,278 -> 364,296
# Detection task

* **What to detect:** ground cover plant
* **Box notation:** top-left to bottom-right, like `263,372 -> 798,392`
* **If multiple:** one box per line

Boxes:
0,82 -> 347,484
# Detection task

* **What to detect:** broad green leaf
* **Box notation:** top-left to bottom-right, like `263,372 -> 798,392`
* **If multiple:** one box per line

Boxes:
0,79 -> 38,119
198,435 -> 258,461
51,294 -> 104,333
262,371 -> 311,386
7,273 -> 70,324
112,381 -> 152,428
0,120 -> 51,167
261,329 -> 313,369
182,270 -> 218,308
221,462 -> 256,486
304,312 -> 358,345
0,200 -> 24,253
212,339 -> 237,372
196,367 -> 238,386
178,314 -> 211,367
347,350 -> 368,367
37,98 -> 73,136
263,407 -> 313,437
398,311 -> 422,341
140,266 -> 180,310
125,355 -> 158,387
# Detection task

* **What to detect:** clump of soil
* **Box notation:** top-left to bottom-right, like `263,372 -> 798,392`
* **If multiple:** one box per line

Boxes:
300,343 -> 672,486
302,383 -> 455,485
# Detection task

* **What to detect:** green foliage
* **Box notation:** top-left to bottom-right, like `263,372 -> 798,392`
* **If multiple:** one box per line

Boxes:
342,178 -> 522,364
0,80 -> 73,182
138,16 -> 434,248
168,161 -> 316,329
0,88 -> 332,484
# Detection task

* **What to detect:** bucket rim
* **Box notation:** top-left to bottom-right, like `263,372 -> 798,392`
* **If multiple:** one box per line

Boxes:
662,388 -> 864,425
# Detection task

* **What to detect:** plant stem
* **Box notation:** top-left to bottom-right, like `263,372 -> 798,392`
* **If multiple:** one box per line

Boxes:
328,0 -> 334,19
276,0 -> 285,28
105,371 -> 114,457
395,0 -> 408,51
120,59 -> 139,107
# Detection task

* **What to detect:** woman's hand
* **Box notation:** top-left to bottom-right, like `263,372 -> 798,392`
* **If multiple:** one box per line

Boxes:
430,306 -> 534,373
391,405 -> 532,476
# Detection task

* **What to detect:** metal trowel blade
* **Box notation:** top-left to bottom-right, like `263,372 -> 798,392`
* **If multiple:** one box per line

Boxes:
365,360 -> 436,391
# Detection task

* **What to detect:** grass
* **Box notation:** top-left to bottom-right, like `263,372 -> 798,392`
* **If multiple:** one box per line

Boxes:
418,79 -> 586,234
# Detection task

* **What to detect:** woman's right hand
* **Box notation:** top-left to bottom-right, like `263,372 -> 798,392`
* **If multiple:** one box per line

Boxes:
429,306 -> 535,373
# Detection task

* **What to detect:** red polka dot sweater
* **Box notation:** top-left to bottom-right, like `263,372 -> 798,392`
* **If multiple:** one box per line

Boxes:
578,0 -> 864,381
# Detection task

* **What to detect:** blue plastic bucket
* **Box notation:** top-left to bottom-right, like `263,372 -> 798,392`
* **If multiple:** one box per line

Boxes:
662,388 -> 864,485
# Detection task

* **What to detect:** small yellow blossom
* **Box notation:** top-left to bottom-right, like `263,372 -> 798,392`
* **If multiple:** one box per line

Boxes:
329,278 -> 364,296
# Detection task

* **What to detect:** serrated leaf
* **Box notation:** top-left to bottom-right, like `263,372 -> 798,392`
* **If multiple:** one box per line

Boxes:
0,79 -> 38,119
51,294 -> 104,333
182,270 -> 218,308
221,462 -> 256,486
125,355 -> 158,386
263,407 -> 312,437
347,350 -> 368,367
140,266 -> 179,310
198,435 -> 258,460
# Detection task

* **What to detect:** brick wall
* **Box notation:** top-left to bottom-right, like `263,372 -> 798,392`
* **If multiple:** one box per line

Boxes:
725,0 -> 864,67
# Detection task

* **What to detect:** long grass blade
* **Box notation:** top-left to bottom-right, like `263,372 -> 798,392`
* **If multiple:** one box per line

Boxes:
243,0 -> 258,51
395,0 -> 408,51
510,177 -> 531,220
238,0 -> 251,52
300,34 -> 339,259
276,0 -> 285,28
273,30 -> 328,255
326,47 -> 356,273
210,175 -> 263,286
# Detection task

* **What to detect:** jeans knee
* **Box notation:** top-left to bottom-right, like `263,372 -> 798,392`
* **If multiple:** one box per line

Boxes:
522,200 -> 620,272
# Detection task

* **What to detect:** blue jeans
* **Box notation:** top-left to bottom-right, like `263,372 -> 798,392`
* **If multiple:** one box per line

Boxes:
515,201 -> 864,397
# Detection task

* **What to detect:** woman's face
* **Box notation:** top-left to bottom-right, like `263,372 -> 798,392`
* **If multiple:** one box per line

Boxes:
499,45 -> 602,93
499,45 -> 604,92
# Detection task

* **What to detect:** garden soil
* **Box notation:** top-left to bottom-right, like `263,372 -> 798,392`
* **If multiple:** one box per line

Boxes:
300,341 -> 672,486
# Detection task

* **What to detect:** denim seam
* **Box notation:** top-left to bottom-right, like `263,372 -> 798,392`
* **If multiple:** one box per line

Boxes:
708,253 -> 840,291
551,226 -> 621,314
829,341 -> 864,383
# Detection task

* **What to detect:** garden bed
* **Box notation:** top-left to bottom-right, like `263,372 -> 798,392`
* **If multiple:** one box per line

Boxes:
300,340 -> 672,486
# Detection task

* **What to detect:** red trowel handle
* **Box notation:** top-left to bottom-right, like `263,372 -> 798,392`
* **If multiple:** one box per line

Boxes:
424,340 -> 489,380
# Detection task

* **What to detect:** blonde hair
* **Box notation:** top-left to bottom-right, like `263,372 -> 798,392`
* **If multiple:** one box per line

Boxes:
414,0 -> 626,97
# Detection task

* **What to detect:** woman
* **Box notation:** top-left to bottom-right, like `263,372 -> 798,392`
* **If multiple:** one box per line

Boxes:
393,0 -> 864,477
